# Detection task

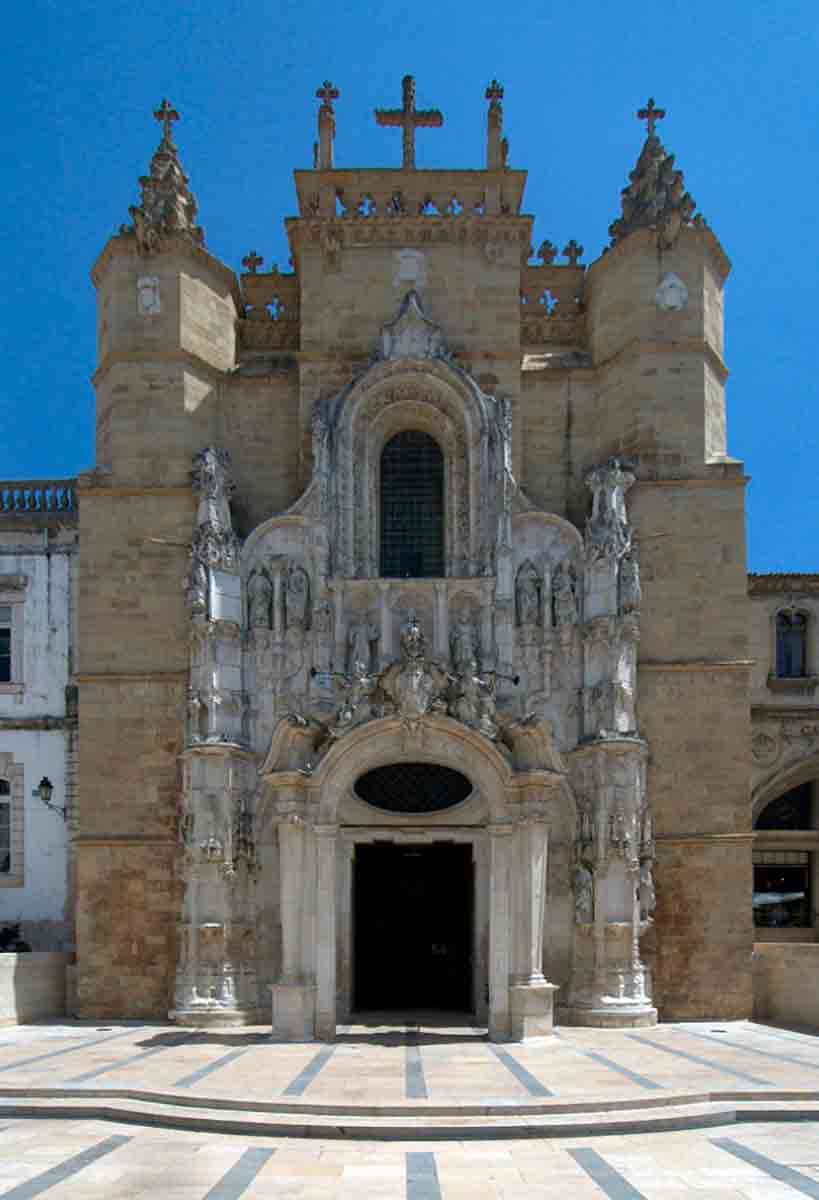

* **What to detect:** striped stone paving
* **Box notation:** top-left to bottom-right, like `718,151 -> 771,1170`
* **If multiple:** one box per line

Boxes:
0,1018 -> 817,1194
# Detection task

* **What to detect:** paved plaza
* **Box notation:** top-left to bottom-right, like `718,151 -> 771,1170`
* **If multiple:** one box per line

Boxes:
0,1019 -> 817,1196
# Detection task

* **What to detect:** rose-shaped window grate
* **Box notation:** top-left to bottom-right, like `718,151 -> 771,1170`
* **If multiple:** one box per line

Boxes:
354,763 -> 472,813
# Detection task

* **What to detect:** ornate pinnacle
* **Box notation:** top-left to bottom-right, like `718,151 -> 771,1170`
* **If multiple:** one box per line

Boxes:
123,100 -> 204,256
637,97 -> 665,138
315,81 -> 339,169
609,100 -> 697,249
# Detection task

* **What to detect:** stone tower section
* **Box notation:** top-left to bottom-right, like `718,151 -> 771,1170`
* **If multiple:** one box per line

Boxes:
76,85 -> 752,1029
578,102 -> 751,1019
78,102 -> 240,1017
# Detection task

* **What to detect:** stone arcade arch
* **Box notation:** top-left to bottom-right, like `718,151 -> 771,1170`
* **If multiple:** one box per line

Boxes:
260,713 -> 569,1042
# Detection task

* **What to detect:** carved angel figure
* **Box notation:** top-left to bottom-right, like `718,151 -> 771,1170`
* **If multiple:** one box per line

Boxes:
620,554 -> 641,614
450,611 -> 477,671
515,561 -> 541,627
639,860 -> 656,920
285,565 -> 310,630
247,570 -> 272,629
553,561 -> 578,627
574,864 -> 594,923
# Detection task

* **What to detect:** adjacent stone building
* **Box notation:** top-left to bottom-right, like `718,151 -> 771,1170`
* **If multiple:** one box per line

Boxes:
76,83 -> 756,1038
0,481 -> 77,951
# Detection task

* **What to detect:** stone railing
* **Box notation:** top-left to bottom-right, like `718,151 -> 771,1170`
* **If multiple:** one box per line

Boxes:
520,263 -> 586,348
294,168 -> 528,221
0,480 -> 77,516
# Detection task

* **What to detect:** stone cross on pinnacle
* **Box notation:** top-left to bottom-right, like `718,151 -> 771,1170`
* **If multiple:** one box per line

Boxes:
375,75 -> 443,169
316,80 -> 339,111
637,97 -> 665,138
485,79 -> 504,107
154,98 -> 180,146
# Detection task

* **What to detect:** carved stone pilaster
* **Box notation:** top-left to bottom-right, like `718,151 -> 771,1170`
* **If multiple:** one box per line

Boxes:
561,741 -> 655,1027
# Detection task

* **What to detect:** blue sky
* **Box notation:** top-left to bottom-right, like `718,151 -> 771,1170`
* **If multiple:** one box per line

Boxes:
1,0 -> 816,570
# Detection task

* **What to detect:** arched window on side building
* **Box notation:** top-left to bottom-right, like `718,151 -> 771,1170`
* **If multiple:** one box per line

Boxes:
776,610 -> 808,678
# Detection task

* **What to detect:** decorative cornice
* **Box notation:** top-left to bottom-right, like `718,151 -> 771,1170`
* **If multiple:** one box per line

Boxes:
90,233 -> 243,309
634,473 -> 747,488
75,836 -> 176,847
749,573 -> 819,596
594,333 -> 729,384
76,671 -> 187,684
76,485 -> 194,499
587,224 -> 731,284
656,833 -> 754,846
285,213 -> 532,259
92,347 -> 231,387
639,658 -> 754,672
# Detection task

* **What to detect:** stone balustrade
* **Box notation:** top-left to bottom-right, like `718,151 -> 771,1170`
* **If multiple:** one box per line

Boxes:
0,480 -> 77,516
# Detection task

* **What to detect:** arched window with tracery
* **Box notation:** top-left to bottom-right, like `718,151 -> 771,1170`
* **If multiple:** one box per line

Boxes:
776,610 -> 808,678
380,430 -> 444,578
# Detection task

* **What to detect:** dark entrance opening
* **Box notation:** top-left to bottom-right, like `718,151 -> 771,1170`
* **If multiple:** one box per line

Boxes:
353,842 -> 473,1012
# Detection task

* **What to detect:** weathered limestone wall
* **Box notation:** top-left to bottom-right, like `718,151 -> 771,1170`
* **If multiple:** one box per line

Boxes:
0,952 -> 68,1025
753,942 -> 819,1029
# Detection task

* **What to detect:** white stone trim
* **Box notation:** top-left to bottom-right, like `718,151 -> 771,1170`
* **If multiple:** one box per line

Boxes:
0,754 -> 24,888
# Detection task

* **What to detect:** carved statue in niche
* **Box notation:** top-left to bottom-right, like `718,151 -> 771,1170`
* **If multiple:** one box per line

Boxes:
450,608 -> 478,672
330,658 -> 377,737
347,615 -> 378,675
379,616 -> 449,722
574,864 -> 594,923
285,565 -> 310,631
311,401 -> 332,512
620,553 -> 641,614
515,561 -> 542,627
639,860 -> 656,920
449,659 -> 498,739
553,561 -> 578,627
585,458 -> 634,563
185,556 -> 208,616
247,569 -> 272,629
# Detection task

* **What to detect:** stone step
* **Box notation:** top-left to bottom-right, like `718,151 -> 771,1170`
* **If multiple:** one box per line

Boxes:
0,1089 -> 817,1140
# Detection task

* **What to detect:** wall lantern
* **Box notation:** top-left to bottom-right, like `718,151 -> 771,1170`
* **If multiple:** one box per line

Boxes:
33,776 -> 66,820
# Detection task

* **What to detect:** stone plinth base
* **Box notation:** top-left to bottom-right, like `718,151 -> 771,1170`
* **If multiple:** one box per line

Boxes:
508,982 -> 558,1041
171,1006 -> 260,1027
557,1003 -> 657,1028
271,983 -> 317,1041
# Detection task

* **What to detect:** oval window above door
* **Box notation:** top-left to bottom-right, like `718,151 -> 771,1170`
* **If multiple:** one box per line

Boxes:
354,763 -> 472,814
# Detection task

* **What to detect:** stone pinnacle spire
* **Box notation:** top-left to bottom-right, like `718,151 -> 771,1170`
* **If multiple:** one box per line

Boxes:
124,99 -> 205,255
608,98 -> 699,249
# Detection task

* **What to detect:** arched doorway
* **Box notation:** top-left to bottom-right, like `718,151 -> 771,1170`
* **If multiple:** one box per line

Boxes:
753,781 -> 817,934
351,763 -> 474,1011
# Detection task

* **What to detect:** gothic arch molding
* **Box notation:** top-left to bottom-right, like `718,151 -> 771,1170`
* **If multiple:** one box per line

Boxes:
325,357 -> 506,578
752,752 -> 819,824
307,715 -> 514,825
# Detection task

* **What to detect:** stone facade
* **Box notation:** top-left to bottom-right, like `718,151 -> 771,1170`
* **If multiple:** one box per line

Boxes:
76,85 -> 753,1035
0,482 -> 77,953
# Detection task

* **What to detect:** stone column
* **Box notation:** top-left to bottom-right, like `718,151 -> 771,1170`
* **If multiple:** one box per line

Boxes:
488,824 -> 513,1041
378,582 -> 391,667
433,582 -> 448,660
314,824 -> 339,1040
271,807 -> 316,1040
509,801 -> 558,1039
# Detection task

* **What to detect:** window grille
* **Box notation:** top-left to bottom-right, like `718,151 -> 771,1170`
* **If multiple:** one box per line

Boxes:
0,607 -> 11,684
776,611 -> 808,678
0,781 -> 9,874
380,431 -> 444,578
354,763 -> 472,813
